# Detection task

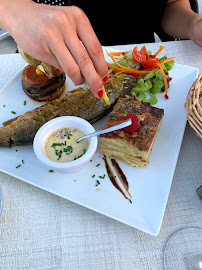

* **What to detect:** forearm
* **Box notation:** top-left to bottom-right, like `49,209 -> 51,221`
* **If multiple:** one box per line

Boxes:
0,0 -> 32,31
160,0 -> 201,40
0,0 -> 8,30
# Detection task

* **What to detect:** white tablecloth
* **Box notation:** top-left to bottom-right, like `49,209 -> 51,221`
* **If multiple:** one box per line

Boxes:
0,40 -> 201,270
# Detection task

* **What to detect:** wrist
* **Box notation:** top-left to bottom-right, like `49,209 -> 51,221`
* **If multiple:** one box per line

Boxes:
190,15 -> 202,46
0,0 -> 32,32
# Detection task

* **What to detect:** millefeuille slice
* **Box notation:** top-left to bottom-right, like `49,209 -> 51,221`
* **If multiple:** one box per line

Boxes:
100,96 -> 164,167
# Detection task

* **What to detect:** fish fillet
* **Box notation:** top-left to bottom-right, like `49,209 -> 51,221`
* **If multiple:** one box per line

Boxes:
0,75 -> 136,147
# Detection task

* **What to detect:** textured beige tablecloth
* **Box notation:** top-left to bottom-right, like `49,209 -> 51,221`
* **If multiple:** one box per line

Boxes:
0,40 -> 201,270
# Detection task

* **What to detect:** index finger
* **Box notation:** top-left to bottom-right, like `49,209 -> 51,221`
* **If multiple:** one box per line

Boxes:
75,11 -> 109,83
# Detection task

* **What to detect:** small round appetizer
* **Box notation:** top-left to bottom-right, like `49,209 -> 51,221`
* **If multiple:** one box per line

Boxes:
22,65 -> 66,101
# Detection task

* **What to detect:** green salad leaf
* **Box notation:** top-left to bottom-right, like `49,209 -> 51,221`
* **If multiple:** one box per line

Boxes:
109,49 -> 175,105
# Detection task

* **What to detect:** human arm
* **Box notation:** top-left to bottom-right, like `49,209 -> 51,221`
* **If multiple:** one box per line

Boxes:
0,0 -> 109,97
160,0 -> 202,46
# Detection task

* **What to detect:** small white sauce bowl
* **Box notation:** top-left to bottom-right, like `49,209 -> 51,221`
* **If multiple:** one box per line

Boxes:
33,116 -> 98,172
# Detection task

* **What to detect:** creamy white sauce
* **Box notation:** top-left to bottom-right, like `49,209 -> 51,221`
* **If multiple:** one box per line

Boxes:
45,127 -> 89,162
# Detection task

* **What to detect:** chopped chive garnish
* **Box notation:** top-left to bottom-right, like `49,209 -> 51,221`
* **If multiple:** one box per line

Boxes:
67,133 -> 72,139
11,111 -> 16,114
52,142 -> 65,147
129,199 -> 132,204
16,164 -> 21,168
24,101 -> 27,105
136,135 -> 145,139
122,136 -> 126,141
146,128 -> 151,133
95,180 -> 100,186
49,170 -> 54,173
110,113 -> 117,119
3,105 -> 5,107
22,160 -> 24,164
135,109 -> 140,115
121,109 -> 127,115
108,172 -> 113,177
96,163 -> 100,167
55,149 -> 63,160
92,175 -> 95,178
63,145 -> 73,154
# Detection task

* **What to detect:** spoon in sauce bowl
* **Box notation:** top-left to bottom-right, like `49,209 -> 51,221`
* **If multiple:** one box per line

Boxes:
76,118 -> 132,143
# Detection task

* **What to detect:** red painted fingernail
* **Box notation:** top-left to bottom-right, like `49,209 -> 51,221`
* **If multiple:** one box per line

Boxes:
103,75 -> 109,83
98,89 -> 104,98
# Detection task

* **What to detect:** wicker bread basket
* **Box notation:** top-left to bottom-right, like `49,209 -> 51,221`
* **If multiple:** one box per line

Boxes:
185,74 -> 202,140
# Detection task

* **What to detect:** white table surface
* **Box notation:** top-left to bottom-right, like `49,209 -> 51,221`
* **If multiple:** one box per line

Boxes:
0,40 -> 201,270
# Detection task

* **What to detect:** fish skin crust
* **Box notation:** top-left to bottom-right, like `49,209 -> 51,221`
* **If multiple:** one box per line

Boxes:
0,75 -> 136,147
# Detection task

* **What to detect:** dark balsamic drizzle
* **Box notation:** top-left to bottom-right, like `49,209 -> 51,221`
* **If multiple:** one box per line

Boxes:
103,156 -> 132,200
111,158 -> 131,198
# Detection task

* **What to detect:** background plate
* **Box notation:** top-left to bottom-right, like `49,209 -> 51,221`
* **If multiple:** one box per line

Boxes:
0,47 -> 198,235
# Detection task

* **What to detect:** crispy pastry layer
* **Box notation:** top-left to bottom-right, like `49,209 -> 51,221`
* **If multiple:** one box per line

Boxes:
100,96 -> 164,167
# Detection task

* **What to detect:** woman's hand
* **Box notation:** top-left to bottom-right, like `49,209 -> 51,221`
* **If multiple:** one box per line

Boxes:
0,0 -> 109,98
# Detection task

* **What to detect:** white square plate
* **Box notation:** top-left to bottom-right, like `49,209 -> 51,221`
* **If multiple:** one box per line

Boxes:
0,47 -> 199,235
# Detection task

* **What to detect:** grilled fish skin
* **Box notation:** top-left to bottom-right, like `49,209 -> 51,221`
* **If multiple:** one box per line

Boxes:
0,75 -> 136,147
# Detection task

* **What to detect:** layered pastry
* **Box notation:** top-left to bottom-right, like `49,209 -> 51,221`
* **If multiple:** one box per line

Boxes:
100,96 -> 164,167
